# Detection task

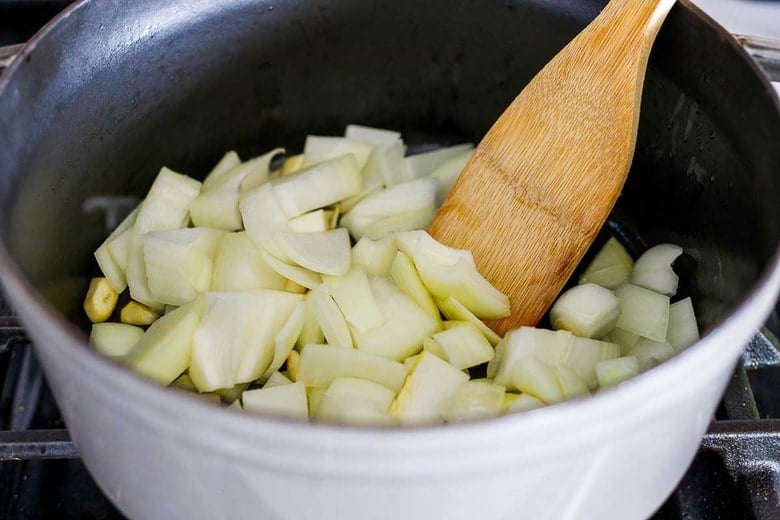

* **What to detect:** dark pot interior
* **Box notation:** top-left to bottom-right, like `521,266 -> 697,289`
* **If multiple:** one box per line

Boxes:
0,0 -> 777,334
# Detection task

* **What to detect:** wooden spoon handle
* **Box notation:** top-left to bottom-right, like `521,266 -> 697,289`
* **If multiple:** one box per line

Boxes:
429,0 -> 677,336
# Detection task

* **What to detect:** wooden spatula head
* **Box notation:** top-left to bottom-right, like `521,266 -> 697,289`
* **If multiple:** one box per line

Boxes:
429,0 -> 677,336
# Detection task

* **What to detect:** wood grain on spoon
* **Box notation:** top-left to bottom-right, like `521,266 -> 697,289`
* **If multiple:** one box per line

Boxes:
428,0 -> 677,336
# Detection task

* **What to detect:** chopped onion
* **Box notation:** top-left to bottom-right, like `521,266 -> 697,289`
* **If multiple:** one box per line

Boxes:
630,338 -> 675,371
273,229 -> 351,276
403,143 -> 474,179
435,296 -> 501,346
631,243 -> 683,296
507,356 -> 563,404
261,300 -> 306,380
549,283 -> 620,339
210,232 -> 286,292
314,377 -> 397,426
303,136 -> 373,170
90,322 -> 144,358
431,322 -> 494,370
325,265 -> 384,332
443,380 -> 505,423
297,344 -> 408,392
595,356 -> 640,388
667,297 -> 699,351
351,235 -> 397,276
263,371 -> 293,388
389,251 -> 441,322
242,381 -> 308,420
614,283 -> 670,343
202,150 -> 241,189
309,285 -> 354,348
579,237 -> 634,289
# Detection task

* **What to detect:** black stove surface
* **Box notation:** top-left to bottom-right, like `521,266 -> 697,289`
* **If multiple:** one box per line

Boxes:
1,3 -> 780,519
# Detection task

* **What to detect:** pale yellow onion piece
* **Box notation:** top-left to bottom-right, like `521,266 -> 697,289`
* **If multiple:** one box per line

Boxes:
297,344 -> 407,392
608,326 -> 641,354
508,356 -> 563,404
579,237 -> 634,289
280,154 -> 305,177
345,125 -> 406,188
394,230 -> 475,268
288,209 -> 332,232
286,350 -> 300,382
351,235 -> 397,277
210,232 -> 286,292
264,371 -> 293,388
667,297 -> 699,351
443,380 -> 505,423
614,283 -> 670,342
216,382 -> 249,405
388,251 -> 441,322
190,148 -> 284,230
631,243 -> 683,296
324,265 -> 383,332
486,338 -> 506,379
241,381 -> 308,421
309,286 -> 353,348
189,291 -> 303,391
404,353 -> 422,372
389,352 -> 469,425
272,154 -> 362,218
202,150 -> 241,189
143,227 -> 225,306
259,248 -> 322,290
345,125 -> 402,148
261,301 -> 307,380
595,356 -> 640,388
314,377 -> 397,426
94,207 -> 138,292
552,365 -> 590,400
422,336 -> 448,360
89,322 -> 144,358
273,229 -> 351,276
566,337 -> 622,390
427,149 -> 473,207
303,136 -> 373,170
126,297 -> 205,386
629,338 -> 675,371
349,277 -> 439,361
506,393 -> 546,413
403,143 -> 474,179
432,322 -> 494,370
340,178 -> 437,240
492,327 -> 570,387
296,291 -> 324,350
338,183 -> 383,214
307,387 -> 327,416
435,296 -> 501,346
239,183 -> 294,261
126,167 -> 202,307
362,206 -> 436,241
549,283 -> 620,339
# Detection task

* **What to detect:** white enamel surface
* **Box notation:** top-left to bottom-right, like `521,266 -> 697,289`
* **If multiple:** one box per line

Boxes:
7,249 -> 775,520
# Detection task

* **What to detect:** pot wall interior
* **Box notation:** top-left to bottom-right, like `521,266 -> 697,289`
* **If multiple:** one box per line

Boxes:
0,0 -> 776,334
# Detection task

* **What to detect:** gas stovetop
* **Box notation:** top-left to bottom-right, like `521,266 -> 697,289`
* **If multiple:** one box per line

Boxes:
1,2 -> 780,519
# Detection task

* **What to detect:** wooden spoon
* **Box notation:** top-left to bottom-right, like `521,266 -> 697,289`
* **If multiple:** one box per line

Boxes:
428,0 -> 677,336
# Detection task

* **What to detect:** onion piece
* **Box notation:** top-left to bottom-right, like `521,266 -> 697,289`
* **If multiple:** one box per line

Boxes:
303,136 -> 373,170
263,371 -> 293,388
340,178 -> 437,240
630,338 -> 675,371
579,237 -> 634,289
202,150 -> 241,189
552,365 -> 590,400
90,323 -> 144,358
288,209 -> 333,233
566,337 -> 622,390
325,265 -> 384,332
210,232 -> 286,292
190,148 -> 283,230
493,327 -> 575,387
667,297 -> 699,351
508,356 -> 563,404
505,393 -> 545,413
431,322 -> 494,370
607,327 -> 641,354
296,291 -> 324,350
126,297 -> 205,386
309,286 -> 354,348
143,228 -> 225,306
631,243 -> 683,296
428,149 -> 473,207
94,207 -> 138,293
349,277 -> 439,361
403,143 -> 474,179
352,235 -> 397,276
595,356 -> 640,388
389,251 -> 441,322
261,300 -> 306,380
422,336 -> 448,360
273,229 -> 351,276
443,380 -> 505,423
242,382 -> 308,421
239,183 -> 295,261
297,344 -> 408,392
614,283 -> 670,343
272,155 -> 362,218
435,296 -> 501,346
314,377 -> 397,426
279,154 -> 305,177
259,248 -> 322,290
549,283 -> 620,339
389,352 -> 469,425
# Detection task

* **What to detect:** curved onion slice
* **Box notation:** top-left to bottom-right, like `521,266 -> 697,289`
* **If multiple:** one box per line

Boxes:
631,243 -> 683,296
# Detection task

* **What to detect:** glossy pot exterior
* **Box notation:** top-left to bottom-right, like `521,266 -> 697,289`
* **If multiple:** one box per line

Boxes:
0,1 -> 778,519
